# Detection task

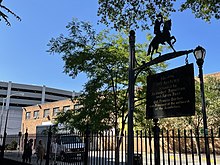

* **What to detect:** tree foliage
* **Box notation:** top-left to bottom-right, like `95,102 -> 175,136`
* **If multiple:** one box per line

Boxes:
0,0 -> 21,26
204,76 -> 220,129
160,76 -> 220,133
97,0 -> 220,30
48,18 -> 167,132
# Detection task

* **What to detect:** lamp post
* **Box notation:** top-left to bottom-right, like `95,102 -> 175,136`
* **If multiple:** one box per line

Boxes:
0,92 -> 24,159
0,98 -> 6,137
17,131 -> 22,157
0,92 -> 24,134
193,46 -> 211,165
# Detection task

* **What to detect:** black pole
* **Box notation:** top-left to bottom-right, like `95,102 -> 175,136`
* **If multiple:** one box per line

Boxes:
153,118 -> 160,165
22,129 -> 28,163
84,123 -> 90,165
128,30 -> 135,165
24,130 -> 28,147
197,59 -> 211,165
45,125 -> 52,165
115,128 -> 119,165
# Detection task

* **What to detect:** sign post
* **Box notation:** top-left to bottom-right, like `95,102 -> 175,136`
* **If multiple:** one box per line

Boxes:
127,15 -> 199,165
127,30 -> 135,165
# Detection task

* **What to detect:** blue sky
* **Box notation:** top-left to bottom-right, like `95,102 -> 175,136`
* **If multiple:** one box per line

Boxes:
0,1 -> 219,92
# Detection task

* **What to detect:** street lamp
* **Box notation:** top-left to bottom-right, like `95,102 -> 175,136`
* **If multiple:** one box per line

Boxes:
0,98 -> 6,136
0,92 -> 24,159
194,46 -> 206,66
193,46 -> 211,165
17,131 -> 22,157
0,92 -> 24,135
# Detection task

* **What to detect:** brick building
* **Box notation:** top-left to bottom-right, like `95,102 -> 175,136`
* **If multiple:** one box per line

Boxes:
0,81 -> 79,135
21,99 -> 81,135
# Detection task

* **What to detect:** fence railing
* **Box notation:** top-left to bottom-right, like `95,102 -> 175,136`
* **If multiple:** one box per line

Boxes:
1,128 -> 220,165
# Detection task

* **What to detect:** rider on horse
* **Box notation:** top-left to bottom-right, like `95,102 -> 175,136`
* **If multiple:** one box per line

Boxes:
154,13 -> 165,45
147,14 -> 176,60
154,13 -> 163,36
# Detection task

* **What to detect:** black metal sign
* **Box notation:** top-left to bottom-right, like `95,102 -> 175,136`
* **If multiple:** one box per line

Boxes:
146,63 -> 195,119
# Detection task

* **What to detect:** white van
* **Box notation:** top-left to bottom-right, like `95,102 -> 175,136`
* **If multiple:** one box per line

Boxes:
55,134 -> 85,161
36,125 -> 85,161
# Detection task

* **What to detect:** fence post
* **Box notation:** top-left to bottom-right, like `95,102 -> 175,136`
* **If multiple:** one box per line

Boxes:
84,123 -> 90,165
153,118 -> 160,165
115,128 -> 120,165
22,129 -> 28,162
45,125 -> 52,165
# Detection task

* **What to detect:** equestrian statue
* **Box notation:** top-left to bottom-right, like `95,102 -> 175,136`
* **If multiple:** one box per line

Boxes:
147,14 -> 176,60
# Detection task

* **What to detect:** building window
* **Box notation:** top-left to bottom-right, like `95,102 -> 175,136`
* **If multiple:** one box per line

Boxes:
74,104 -> 83,114
33,110 -> 39,119
26,112 -> 31,120
53,107 -> 60,116
63,106 -> 70,112
43,109 -> 50,118
74,104 -> 83,110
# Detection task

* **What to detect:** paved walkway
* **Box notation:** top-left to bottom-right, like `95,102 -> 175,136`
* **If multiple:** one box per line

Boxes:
4,150 -> 83,165
4,151 -> 45,165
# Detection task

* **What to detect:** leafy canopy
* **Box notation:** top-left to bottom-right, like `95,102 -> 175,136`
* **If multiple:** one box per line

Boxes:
98,0 -> 220,30
48,18 -> 167,132
160,76 -> 220,134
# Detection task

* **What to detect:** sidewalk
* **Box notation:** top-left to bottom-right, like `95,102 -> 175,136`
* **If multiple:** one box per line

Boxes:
5,151 -> 46,165
4,150 -> 83,165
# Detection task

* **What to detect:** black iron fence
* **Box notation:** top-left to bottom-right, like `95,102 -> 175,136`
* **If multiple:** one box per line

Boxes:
1,128 -> 220,164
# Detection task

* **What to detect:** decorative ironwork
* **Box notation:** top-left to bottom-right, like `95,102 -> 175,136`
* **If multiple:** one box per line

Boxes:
147,14 -> 176,60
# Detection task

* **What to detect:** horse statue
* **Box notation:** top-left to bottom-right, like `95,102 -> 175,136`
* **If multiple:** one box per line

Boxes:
147,19 -> 176,60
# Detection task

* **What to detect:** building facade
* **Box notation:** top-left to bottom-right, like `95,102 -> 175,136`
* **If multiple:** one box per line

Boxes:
0,81 -> 79,135
21,99 -> 79,135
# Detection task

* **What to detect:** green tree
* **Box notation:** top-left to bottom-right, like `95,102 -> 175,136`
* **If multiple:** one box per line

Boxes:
156,76 -> 220,154
47,18 -> 167,133
204,76 -> 220,129
160,76 -> 220,133
98,0 -> 220,30
0,0 -> 21,26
